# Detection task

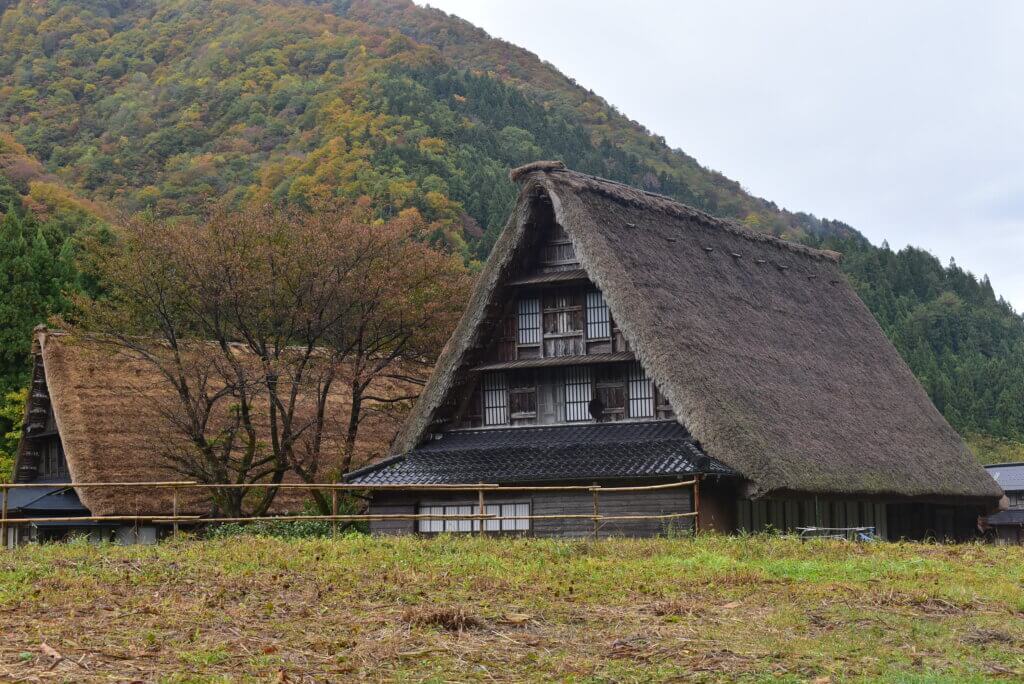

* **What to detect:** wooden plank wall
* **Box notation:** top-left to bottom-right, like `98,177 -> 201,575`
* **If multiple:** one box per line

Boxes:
366,484 -> 693,538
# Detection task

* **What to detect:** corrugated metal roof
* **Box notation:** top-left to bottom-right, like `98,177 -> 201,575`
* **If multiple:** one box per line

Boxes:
473,351 -> 635,372
347,420 -> 734,485
985,463 -> 1024,491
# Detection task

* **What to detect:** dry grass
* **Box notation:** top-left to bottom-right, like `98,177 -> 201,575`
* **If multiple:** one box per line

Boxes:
0,534 -> 1022,682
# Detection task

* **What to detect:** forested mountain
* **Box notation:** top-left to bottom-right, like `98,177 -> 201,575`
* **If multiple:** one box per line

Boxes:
0,0 -> 1021,462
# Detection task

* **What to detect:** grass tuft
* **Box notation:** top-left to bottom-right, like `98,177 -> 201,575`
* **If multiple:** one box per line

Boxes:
402,604 -> 488,632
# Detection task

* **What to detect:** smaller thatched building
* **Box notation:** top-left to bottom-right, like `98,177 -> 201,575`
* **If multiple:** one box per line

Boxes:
8,327 -> 410,546
348,161 -> 1002,541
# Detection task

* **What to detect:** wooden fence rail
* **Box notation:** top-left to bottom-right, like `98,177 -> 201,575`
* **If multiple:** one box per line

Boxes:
0,477 -> 701,545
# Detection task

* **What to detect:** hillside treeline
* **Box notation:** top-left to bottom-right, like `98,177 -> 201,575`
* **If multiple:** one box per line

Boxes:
0,0 -> 1021,463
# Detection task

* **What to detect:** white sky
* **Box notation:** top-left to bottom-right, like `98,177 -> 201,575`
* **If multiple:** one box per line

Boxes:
419,1 -> 1024,311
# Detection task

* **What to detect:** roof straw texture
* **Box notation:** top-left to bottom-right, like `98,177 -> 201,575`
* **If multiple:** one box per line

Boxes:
23,329 -> 412,515
394,162 -> 1001,504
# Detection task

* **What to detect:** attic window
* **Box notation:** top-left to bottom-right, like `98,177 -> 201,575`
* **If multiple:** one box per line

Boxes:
517,298 -> 541,345
38,438 -> 68,478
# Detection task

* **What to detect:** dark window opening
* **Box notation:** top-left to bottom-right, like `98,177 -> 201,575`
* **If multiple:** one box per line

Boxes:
509,372 -> 538,420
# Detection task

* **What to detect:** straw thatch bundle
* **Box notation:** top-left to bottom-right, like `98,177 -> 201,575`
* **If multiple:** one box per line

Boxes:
394,161 -> 1001,504
18,328 -> 416,515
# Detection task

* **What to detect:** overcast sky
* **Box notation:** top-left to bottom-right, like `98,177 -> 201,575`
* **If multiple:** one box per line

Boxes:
420,1 -> 1024,312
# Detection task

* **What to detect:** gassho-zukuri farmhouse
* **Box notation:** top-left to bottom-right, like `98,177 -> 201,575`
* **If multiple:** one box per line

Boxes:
346,161 -> 1003,541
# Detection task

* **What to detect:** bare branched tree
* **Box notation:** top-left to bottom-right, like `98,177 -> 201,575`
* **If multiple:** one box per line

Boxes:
73,203 -> 470,516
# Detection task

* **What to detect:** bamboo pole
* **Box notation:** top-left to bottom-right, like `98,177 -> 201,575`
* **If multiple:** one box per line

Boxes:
477,486 -> 486,536
1,485 -> 7,549
591,483 -> 600,539
1,511 -> 698,526
172,486 -> 179,538
0,481 -> 197,489
0,479 -> 695,493
331,489 -> 338,538
593,479 -> 697,493
693,474 -> 702,535
2,515 -> 202,525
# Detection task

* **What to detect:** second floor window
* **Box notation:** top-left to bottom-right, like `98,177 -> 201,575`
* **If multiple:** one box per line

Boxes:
586,291 -> 611,339
564,366 -> 593,422
628,363 -> 655,418
509,373 -> 537,419
483,372 -> 509,425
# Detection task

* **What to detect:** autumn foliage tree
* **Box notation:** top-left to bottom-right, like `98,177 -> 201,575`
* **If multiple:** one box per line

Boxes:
75,203 -> 470,516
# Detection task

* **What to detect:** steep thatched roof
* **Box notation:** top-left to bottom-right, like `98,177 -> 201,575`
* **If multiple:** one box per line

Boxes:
16,328 -> 414,516
393,161 -> 1001,505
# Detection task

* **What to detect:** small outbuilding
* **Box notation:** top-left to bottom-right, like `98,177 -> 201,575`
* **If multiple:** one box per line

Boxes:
348,161 -> 1002,540
984,463 -> 1024,544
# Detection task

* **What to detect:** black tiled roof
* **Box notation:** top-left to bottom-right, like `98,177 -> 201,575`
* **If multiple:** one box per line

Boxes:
346,420 -> 734,485
987,509 -> 1024,526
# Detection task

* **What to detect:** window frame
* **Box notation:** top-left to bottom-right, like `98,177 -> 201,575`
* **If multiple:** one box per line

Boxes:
564,365 -> 593,422
516,297 -> 542,347
417,502 -> 531,534
627,362 -> 655,418
585,290 -> 611,340
482,372 -> 509,426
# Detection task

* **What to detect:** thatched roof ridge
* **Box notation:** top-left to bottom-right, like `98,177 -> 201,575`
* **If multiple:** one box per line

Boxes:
17,327 -> 411,516
393,163 -> 1001,505
510,161 -> 843,264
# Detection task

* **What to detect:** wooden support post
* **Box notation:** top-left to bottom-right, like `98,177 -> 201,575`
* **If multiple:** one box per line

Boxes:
591,483 -> 600,539
1,485 -> 7,550
331,489 -> 338,539
478,486 -> 485,536
693,474 -> 702,535
171,486 -> 179,539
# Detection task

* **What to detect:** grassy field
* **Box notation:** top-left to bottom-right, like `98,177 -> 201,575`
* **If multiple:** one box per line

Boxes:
1,534 -> 1023,683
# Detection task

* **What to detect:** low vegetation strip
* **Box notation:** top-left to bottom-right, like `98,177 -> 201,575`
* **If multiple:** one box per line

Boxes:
0,535 -> 1022,683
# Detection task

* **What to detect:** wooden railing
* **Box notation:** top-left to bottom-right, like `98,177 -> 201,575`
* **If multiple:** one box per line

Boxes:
0,477 -> 701,544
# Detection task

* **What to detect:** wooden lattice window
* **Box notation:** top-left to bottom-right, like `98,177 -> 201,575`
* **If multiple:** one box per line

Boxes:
482,372 -> 508,426
417,503 -> 530,533
628,363 -> 655,418
594,365 -> 626,421
543,291 -> 582,334
564,366 -> 592,422
585,290 -> 611,339
517,297 -> 541,345
509,372 -> 537,419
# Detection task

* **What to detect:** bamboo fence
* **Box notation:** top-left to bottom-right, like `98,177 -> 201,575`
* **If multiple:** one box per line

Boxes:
0,477 -> 701,544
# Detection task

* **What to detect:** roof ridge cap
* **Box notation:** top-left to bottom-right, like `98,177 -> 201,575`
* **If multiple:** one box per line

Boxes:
514,162 -> 842,264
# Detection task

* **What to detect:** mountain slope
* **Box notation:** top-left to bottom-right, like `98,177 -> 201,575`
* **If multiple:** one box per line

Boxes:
0,0 -> 1021,461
